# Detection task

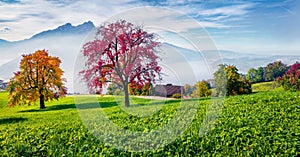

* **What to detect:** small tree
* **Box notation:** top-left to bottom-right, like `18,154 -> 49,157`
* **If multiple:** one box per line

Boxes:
214,64 -> 227,97
257,67 -> 265,82
191,80 -> 211,98
214,64 -> 252,96
264,61 -> 288,81
80,20 -> 162,107
183,84 -> 194,97
237,76 -> 252,94
246,67 -> 265,83
7,50 -> 66,109
278,62 -> 300,91
106,83 -> 121,95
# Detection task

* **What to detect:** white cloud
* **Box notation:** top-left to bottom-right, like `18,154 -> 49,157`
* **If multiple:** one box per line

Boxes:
198,4 -> 254,16
198,3 -> 255,21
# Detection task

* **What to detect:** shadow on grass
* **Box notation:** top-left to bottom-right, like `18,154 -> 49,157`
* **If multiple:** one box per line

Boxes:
18,104 -> 76,113
128,97 -> 209,107
0,117 -> 28,125
77,102 -> 118,109
18,97 -> 208,113
18,102 -> 119,113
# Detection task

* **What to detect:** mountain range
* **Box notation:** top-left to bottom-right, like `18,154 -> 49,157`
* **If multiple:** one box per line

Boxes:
30,21 -> 95,39
1,21 -> 300,92
0,21 -> 95,44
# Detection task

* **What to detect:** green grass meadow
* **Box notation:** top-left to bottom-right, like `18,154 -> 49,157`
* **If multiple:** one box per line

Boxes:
252,81 -> 283,93
0,82 -> 299,156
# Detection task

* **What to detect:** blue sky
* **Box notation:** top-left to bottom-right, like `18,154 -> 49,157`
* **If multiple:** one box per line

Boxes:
0,0 -> 299,55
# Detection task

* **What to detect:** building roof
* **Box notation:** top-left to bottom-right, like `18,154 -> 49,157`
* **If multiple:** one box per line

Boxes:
154,84 -> 182,97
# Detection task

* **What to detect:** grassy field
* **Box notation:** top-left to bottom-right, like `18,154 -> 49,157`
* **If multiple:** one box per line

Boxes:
252,81 -> 283,93
0,84 -> 299,156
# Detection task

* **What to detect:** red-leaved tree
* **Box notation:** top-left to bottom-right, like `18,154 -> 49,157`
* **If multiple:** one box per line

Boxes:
80,20 -> 162,107
278,62 -> 300,91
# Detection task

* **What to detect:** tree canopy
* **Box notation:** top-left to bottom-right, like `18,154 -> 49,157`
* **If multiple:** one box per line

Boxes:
278,62 -> 300,91
183,84 -> 194,97
191,80 -> 211,98
264,61 -> 288,81
214,64 -> 252,96
7,50 -> 66,109
80,20 -> 162,107
246,67 -> 265,83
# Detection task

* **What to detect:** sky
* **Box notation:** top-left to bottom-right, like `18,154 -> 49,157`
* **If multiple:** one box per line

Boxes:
0,0 -> 300,55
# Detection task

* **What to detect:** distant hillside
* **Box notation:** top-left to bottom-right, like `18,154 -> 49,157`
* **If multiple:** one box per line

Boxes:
0,39 -> 9,43
0,39 -> 11,46
164,43 -> 300,73
0,57 -> 21,80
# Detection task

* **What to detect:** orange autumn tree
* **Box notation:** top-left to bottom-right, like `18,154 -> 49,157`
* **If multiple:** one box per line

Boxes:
7,50 -> 66,109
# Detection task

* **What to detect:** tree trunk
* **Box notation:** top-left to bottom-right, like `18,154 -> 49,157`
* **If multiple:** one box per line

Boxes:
39,94 -> 46,109
124,82 -> 130,107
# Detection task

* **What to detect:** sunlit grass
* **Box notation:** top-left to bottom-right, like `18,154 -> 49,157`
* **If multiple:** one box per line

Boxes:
0,91 -> 299,156
252,81 -> 283,93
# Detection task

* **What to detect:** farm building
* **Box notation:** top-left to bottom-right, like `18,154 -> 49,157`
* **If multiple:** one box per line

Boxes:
154,84 -> 182,97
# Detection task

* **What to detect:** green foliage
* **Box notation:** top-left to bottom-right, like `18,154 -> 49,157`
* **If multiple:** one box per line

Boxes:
191,80 -> 212,98
183,84 -> 194,96
214,64 -> 252,96
106,83 -> 124,95
213,64 -> 227,96
114,89 -> 122,95
238,76 -> 252,95
264,61 -> 288,81
246,67 -> 265,83
0,91 -> 299,156
140,83 -> 153,96
171,93 -> 182,99
106,83 -> 121,95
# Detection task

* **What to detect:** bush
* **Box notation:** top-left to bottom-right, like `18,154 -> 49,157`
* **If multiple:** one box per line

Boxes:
183,84 -> 194,97
191,80 -> 212,98
107,83 -> 121,95
278,62 -> 300,91
113,89 -> 122,95
129,83 -> 153,96
172,93 -> 182,99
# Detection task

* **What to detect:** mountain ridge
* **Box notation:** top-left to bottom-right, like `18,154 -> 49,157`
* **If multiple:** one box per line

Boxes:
30,21 -> 95,39
0,21 -> 95,43
0,39 -> 11,46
